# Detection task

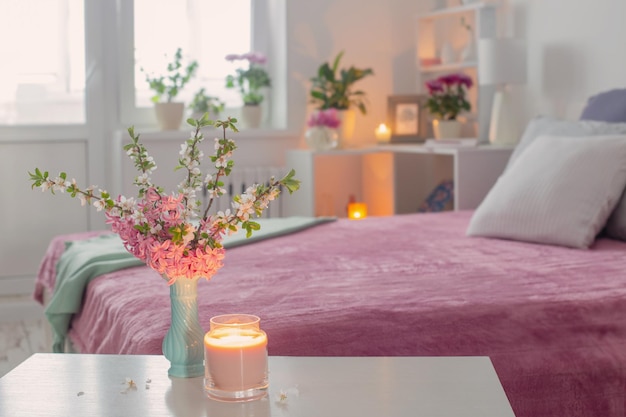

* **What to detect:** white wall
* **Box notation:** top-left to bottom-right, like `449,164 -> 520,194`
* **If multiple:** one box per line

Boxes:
505,0 -> 626,124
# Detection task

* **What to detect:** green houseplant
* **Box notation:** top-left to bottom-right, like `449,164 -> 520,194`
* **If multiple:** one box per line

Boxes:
225,52 -> 271,129
309,51 -> 373,146
142,48 -> 199,130
189,88 -> 225,119
309,51 -> 374,115
143,48 -> 199,103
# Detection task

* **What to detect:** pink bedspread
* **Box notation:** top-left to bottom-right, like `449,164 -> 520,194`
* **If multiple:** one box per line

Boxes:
35,211 -> 626,417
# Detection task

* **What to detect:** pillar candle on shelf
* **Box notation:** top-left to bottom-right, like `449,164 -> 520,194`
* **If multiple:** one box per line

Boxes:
204,314 -> 268,402
375,123 -> 391,142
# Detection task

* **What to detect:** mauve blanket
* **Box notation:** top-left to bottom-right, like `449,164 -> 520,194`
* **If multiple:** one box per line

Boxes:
35,211 -> 626,417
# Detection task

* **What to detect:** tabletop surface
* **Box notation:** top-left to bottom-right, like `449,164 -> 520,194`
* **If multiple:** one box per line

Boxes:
0,354 -> 516,417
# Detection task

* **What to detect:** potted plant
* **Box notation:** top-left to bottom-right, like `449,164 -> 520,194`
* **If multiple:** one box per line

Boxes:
142,48 -> 199,130
309,51 -> 374,144
225,52 -> 271,129
425,73 -> 473,139
189,88 -> 225,121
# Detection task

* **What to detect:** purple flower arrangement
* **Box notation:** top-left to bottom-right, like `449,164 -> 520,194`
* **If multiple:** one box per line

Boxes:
225,52 -> 271,105
425,73 -> 473,120
225,52 -> 267,65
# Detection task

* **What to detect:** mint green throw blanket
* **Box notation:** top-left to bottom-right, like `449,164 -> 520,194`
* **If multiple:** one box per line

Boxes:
47,216 -> 335,352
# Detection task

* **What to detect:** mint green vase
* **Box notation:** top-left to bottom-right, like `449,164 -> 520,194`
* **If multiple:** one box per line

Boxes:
162,276 -> 205,378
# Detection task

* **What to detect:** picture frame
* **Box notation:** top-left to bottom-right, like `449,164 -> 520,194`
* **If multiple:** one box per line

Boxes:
387,95 -> 430,143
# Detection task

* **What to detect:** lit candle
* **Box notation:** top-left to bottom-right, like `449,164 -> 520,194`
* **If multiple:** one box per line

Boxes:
204,314 -> 268,402
375,123 -> 391,142
348,202 -> 368,220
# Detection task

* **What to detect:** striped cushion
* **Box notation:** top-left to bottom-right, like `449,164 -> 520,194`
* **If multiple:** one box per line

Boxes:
467,134 -> 626,248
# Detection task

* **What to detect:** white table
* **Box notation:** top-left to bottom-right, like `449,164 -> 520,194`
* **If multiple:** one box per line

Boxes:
0,354 -> 516,417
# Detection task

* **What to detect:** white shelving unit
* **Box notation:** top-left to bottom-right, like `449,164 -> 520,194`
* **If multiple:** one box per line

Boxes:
416,2 -> 499,141
283,144 -> 513,218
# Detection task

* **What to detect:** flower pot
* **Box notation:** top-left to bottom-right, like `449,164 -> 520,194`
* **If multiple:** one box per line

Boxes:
240,105 -> 262,129
305,126 -> 339,151
432,119 -> 462,139
154,102 -> 185,131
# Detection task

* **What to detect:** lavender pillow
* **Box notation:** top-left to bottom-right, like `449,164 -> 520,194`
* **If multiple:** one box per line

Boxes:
580,89 -> 626,123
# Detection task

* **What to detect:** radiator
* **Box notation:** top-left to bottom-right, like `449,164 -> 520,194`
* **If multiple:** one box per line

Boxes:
202,166 -> 288,218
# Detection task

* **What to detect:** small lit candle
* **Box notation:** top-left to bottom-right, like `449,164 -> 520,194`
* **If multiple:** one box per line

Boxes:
204,314 -> 268,401
348,202 -> 368,220
375,123 -> 391,142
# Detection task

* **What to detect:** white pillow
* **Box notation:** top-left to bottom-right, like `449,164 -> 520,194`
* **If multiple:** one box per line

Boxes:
507,116 -> 626,170
467,134 -> 626,248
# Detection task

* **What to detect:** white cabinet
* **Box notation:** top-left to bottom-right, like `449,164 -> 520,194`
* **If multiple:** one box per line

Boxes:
283,145 -> 513,218
416,2 -> 499,141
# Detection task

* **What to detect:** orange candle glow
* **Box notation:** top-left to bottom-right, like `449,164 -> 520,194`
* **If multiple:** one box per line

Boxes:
204,314 -> 268,402
348,202 -> 368,220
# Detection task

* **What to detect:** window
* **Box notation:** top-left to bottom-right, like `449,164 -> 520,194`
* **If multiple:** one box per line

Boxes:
134,0 -> 250,108
0,0 -> 85,125
0,0 -> 283,129
126,0 -> 253,125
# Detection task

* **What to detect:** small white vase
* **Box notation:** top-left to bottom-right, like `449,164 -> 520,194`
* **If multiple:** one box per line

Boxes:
440,42 -> 456,65
154,102 -> 185,131
460,38 -> 476,62
432,119 -> 462,139
305,126 -> 339,151
240,105 -> 262,129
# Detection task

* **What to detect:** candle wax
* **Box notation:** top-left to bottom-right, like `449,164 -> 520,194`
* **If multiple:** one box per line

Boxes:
205,330 -> 268,391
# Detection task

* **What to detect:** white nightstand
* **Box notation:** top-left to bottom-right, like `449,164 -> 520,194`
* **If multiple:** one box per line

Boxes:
0,354 -> 515,417
283,144 -> 513,217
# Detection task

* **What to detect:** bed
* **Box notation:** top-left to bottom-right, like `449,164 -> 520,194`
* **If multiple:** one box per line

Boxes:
33,91 -> 626,416
35,210 -> 626,417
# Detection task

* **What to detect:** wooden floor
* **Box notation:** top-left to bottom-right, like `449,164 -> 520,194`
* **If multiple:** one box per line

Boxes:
0,298 -> 49,377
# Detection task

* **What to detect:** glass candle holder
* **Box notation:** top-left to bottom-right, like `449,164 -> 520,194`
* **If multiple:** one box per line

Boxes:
204,314 -> 268,402
348,202 -> 368,219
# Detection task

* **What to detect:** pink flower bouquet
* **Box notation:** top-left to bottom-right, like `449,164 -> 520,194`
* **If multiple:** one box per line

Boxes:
30,117 -> 300,285
307,108 -> 341,129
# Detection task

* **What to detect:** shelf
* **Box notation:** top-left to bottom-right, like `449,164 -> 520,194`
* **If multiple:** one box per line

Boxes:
418,2 -> 498,20
419,61 -> 477,73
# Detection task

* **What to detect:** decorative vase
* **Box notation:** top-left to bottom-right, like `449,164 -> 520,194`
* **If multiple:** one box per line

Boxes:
240,105 -> 262,129
155,102 -> 185,131
162,275 -> 205,378
460,37 -> 476,62
305,126 -> 338,151
336,108 -> 356,148
432,119 -> 462,139
439,42 -> 456,65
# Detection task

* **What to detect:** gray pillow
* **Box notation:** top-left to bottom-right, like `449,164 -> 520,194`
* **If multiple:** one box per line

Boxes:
579,88 -> 626,123
468,134 -> 626,248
